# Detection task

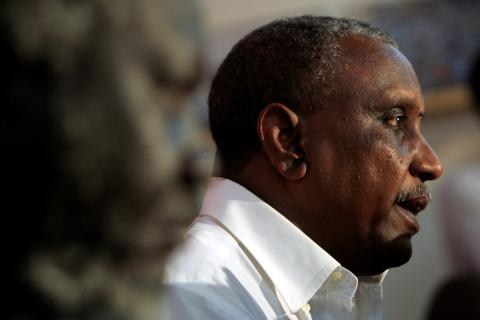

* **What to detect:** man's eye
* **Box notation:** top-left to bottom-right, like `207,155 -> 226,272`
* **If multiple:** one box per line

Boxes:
384,115 -> 407,128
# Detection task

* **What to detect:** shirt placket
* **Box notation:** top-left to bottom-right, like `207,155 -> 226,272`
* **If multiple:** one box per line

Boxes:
308,269 -> 357,320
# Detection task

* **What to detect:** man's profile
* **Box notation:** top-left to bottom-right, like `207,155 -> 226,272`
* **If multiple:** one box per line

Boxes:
164,16 -> 442,319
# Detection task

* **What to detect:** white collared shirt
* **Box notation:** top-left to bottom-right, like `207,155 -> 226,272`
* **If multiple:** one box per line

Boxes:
163,178 -> 385,319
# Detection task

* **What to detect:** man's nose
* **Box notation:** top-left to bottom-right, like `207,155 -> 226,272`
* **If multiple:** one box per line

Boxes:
409,136 -> 443,182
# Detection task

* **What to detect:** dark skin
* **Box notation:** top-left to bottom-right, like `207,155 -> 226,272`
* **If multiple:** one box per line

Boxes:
225,35 -> 443,276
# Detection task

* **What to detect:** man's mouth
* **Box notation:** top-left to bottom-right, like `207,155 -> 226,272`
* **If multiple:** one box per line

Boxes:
394,185 -> 431,233
396,194 -> 430,215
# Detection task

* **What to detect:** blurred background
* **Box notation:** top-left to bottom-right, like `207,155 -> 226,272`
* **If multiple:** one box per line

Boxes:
3,0 -> 479,319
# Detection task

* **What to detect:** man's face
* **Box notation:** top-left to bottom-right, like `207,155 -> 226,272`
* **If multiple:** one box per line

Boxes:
293,36 -> 442,275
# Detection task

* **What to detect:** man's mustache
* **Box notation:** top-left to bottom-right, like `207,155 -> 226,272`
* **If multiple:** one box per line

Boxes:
395,184 -> 431,204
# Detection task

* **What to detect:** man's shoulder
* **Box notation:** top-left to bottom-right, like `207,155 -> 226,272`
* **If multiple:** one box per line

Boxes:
164,216 -> 251,284
163,216 -> 271,319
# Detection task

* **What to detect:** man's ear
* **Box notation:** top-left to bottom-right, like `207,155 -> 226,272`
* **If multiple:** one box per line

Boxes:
257,103 -> 307,180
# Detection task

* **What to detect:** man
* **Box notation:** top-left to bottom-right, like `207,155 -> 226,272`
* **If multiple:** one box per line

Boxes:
164,16 -> 442,319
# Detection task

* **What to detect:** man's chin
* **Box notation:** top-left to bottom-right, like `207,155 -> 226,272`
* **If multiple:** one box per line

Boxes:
344,235 -> 414,276
376,235 -> 413,270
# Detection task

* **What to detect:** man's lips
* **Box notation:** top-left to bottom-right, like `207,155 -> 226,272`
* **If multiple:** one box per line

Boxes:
394,186 -> 431,233
396,194 -> 430,215
395,183 -> 431,214
394,204 -> 421,233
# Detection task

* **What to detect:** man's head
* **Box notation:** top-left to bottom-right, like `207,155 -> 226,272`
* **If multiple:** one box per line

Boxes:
208,16 -> 442,275
209,16 -> 397,172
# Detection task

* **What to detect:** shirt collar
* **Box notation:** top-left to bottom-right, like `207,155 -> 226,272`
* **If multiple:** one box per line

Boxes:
199,177 -> 343,313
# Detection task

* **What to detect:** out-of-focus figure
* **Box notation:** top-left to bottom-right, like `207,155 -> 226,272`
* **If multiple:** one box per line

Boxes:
426,273 -> 480,320
438,50 -> 480,273
427,50 -> 480,320
1,0 -> 209,319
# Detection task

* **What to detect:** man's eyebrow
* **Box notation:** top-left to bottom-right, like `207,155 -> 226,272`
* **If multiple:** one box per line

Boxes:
381,89 -> 425,115
382,89 -> 416,103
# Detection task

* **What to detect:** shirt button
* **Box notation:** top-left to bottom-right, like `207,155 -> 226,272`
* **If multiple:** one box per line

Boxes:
331,271 -> 343,282
302,303 -> 311,313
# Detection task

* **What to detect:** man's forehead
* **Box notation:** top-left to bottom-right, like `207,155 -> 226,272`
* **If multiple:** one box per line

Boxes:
326,35 -> 423,108
337,36 -> 415,81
